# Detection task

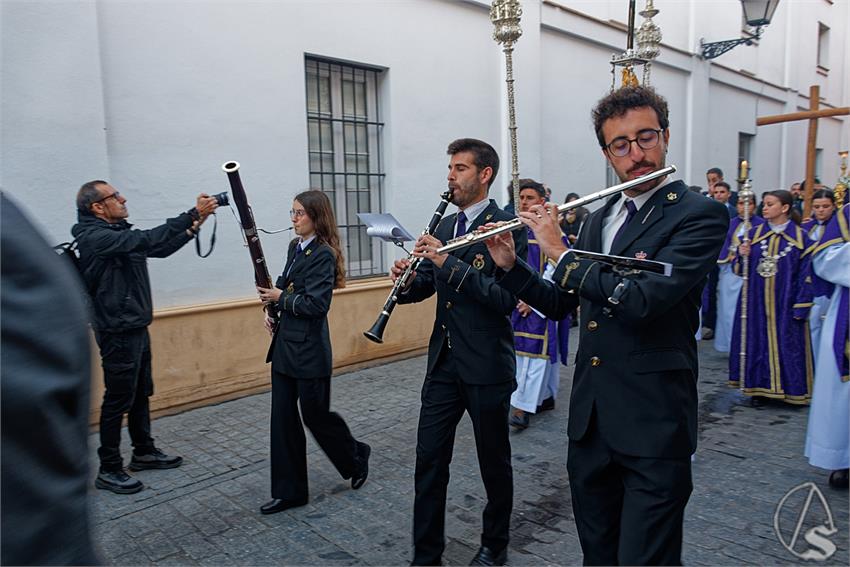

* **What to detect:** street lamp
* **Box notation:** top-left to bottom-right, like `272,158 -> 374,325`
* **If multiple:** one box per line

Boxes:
700,0 -> 780,60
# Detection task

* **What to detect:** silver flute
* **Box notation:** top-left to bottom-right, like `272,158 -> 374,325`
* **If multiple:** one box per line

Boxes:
436,165 -> 676,254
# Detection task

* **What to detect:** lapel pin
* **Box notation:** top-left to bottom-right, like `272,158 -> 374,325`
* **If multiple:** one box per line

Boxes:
666,192 -> 677,201
635,251 -> 647,260
305,249 -> 312,256
472,254 -> 486,270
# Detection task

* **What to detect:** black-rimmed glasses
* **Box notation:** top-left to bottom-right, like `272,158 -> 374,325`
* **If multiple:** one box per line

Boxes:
605,129 -> 664,157
94,191 -> 121,204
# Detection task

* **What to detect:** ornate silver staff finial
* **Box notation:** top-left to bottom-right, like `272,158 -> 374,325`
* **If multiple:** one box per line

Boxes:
491,0 -> 522,211
610,0 -> 662,90
636,0 -> 662,85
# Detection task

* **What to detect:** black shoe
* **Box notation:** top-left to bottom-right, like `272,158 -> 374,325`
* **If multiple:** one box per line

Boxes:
128,448 -> 183,471
95,469 -> 144,494
749,396 -> 765,408
260,497 -> 308,515
509,409 -> 529,430
536,397 -> 555,413
351,442 -> 371,490
829,469 -> 849,489
701,327 -> 714,340
470,546 -> 507,566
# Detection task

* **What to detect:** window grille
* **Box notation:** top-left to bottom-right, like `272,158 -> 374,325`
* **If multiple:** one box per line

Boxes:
305,57 -> 385,278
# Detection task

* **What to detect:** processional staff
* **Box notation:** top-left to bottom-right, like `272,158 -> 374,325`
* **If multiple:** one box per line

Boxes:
490,0 -> 523,209
737,160 -> 754,390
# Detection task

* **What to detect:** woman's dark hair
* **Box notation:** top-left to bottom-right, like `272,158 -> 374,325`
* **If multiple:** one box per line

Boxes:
565,192 -> 580,203
294,190 -> 345,289
592,86 -> 669,148
812,189 -> 835,203
767,189 -> 801,225
447,138 -> 500,188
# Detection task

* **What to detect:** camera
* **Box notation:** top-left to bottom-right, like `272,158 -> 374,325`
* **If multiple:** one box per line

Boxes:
213,191 -> 229,207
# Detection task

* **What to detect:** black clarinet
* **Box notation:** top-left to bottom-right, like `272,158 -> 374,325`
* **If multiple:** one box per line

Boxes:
364,190 -> 453,343
221,161 -> 278,325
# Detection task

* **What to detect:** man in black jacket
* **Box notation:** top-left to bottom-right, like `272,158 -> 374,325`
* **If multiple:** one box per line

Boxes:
391,139 -> 527,566
73,180 -> 217,494
485,87 -> 729,565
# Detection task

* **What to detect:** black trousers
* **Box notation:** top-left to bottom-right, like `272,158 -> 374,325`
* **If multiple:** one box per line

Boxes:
95,328 -> 155,471
412,347 -> 514,566
567,414 -> 692,566
270,371 -> 360,500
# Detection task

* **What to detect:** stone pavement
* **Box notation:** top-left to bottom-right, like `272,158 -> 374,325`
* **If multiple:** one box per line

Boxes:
89,331 -> 849,565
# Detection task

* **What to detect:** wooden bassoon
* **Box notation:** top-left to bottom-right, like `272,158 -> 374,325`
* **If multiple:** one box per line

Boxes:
221,161 -> 278,324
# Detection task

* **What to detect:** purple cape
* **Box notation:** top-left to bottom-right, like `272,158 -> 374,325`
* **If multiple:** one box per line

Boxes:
511,228 -> 570,364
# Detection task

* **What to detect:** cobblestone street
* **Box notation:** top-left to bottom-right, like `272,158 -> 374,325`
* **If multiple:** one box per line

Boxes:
89,333 -> 849,565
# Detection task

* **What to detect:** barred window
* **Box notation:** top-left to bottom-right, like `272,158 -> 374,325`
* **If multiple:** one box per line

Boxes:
305,57 -> 385,279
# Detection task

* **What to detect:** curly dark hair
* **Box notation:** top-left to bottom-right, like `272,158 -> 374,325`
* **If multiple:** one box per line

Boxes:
592,86 -> 670,148
446,138 -> 499,189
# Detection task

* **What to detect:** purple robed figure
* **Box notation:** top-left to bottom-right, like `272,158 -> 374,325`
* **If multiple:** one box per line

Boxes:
511,228 -> 570,364
510,228 -> 570,417
713,215 -> 765,353
728,221 -> 814,404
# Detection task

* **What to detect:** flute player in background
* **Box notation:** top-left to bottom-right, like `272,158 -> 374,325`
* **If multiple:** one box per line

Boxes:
256,189 -> 370,515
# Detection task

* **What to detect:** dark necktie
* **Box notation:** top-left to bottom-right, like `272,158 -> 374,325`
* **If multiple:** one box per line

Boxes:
286,242 -> 303,277
455,211 -> 468,238
612,199 -> 638,246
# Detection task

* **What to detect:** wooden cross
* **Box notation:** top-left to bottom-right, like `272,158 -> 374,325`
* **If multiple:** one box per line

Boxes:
756,85 -> 849,217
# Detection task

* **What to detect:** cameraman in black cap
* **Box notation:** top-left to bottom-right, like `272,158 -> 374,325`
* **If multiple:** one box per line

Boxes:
73,180 -> 217,494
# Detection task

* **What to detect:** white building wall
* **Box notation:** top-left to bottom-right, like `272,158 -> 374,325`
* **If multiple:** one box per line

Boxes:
2,0 -> 848,310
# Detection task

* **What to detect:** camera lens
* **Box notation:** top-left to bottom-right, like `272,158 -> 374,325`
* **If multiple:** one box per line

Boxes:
214,192 -> 229,207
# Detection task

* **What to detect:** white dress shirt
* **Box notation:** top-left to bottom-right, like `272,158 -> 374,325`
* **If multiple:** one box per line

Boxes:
454,196 -> 491,236
601,177 -> 674,254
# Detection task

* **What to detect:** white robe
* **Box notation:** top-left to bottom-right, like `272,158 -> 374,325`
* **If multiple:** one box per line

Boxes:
713,263 -> 742,353
804,241 -> 850,470
512,355 -> 559,413
807,221 -> 830,362
809,295 -> 831,362
714,222 -> 749,353
512,263 -> 561,413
